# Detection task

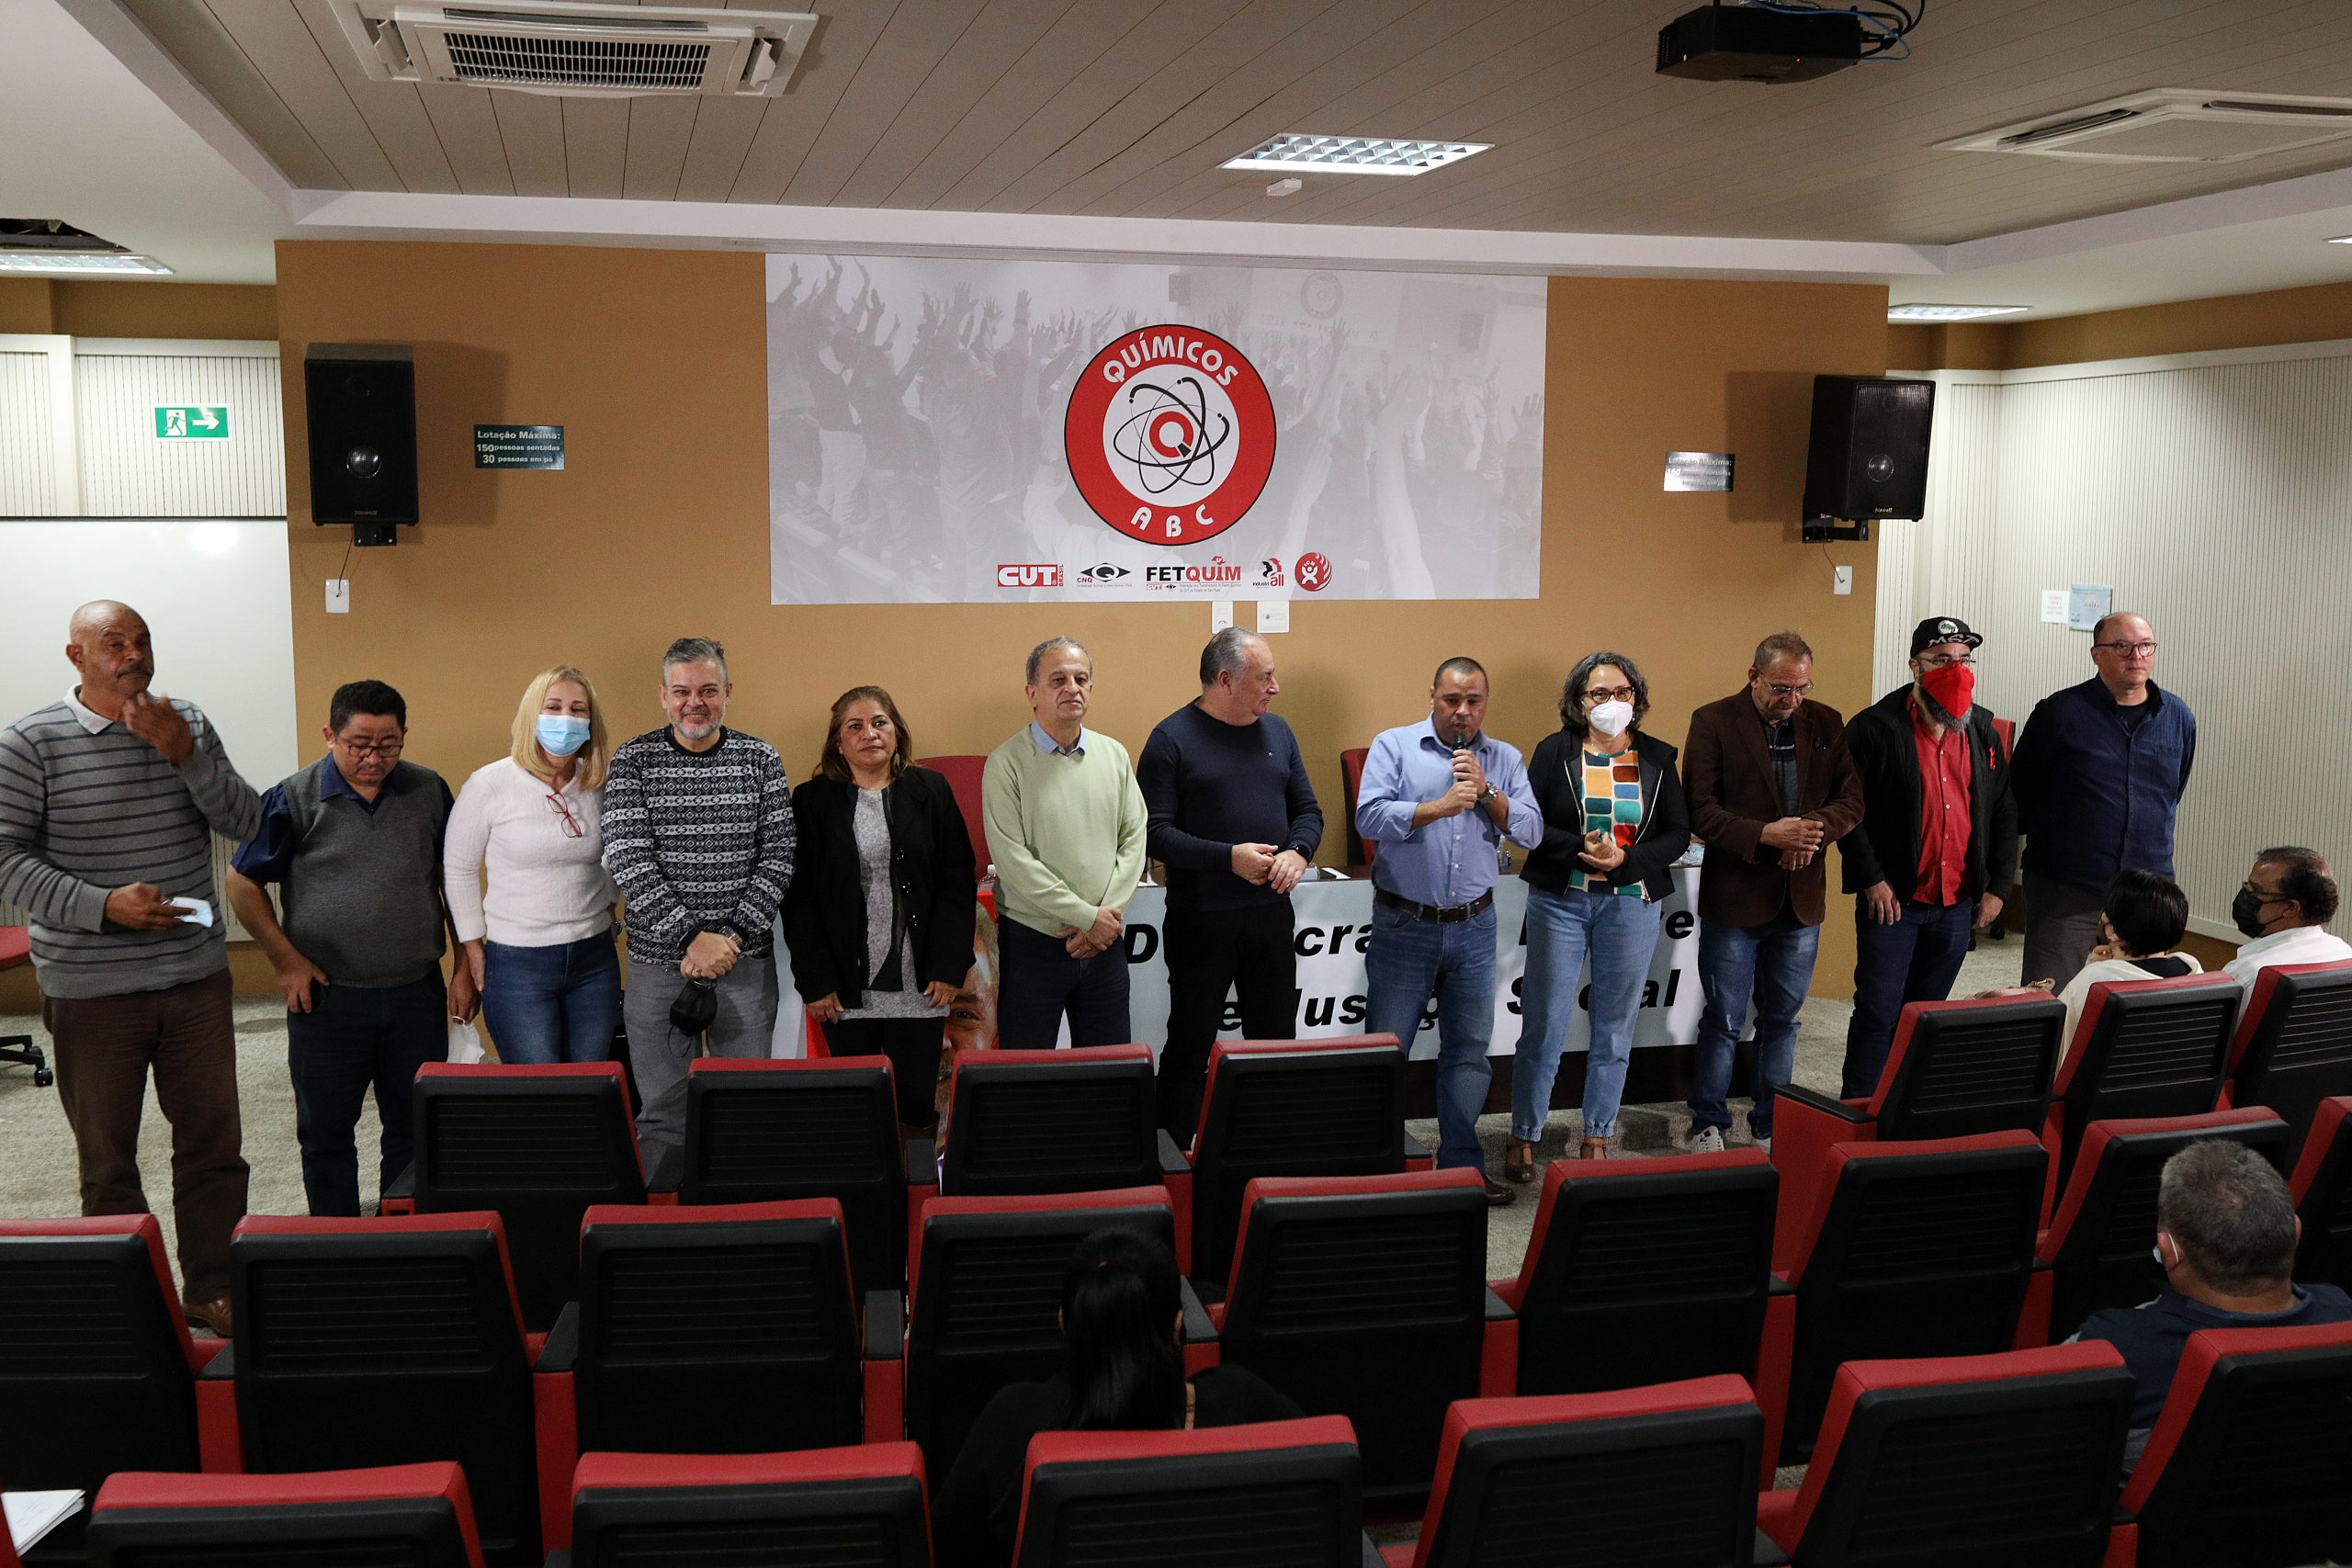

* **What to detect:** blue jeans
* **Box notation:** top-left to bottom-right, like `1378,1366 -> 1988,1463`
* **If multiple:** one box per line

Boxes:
1365,901 -> 1498,1171
1690,907 -> 1820,1139
1841,898 -> 1977,1097
285,971 -> 447,1217
1511,886 -> 1665,1142
481,934 -> 621,1065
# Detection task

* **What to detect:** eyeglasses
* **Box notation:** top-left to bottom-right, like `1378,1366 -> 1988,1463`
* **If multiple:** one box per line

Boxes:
1584,685 -> 1636,704
2094,640 -> 2158,657
2240,881 -> 2288,904
1916,655 -> 1975,671
546,792 -> 583,839
335,739 -> 403,757
1761,682 -> 1813,699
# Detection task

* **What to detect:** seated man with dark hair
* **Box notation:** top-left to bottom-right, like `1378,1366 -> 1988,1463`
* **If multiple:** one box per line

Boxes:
2074,1138 -> 2352,1471
2223,844 -> 2350,990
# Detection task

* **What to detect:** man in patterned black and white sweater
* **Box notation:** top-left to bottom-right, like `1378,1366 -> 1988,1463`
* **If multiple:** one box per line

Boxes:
603,637 -> 795,1166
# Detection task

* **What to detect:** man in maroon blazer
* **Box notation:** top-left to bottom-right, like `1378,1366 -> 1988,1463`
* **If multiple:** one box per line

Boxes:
1680,632 -> 1865,1150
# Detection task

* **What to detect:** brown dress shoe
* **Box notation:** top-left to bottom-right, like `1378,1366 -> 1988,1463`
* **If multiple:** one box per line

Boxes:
184,1295 -> 233,1338
1503,1137 -> 1537,1183
1481,1175 -> 1517,1206
1578,1136 -> 1611,1160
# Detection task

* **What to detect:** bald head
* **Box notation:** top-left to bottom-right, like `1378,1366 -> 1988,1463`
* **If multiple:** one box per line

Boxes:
65,601 -> 156,714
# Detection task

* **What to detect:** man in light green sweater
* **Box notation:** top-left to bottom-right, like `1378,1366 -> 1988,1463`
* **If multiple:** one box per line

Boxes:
981,637 -> 1147,1049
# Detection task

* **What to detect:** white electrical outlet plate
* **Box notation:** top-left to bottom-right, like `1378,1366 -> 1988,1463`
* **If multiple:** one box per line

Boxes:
1211,600 -> 1234,632
1256,600 -> 1289,634
325,579 -> 351,614
1832,566 -> 1853,596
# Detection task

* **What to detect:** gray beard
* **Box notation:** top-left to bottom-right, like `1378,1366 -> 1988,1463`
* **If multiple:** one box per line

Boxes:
1917,687 -> 1970,730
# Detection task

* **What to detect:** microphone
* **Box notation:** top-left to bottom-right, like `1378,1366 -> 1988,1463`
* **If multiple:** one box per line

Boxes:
1450,728 -> 1470,751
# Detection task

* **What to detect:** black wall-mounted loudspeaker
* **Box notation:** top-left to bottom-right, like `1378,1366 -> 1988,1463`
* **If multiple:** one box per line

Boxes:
1803,374 -> 1933,523
304,343 -> 417,543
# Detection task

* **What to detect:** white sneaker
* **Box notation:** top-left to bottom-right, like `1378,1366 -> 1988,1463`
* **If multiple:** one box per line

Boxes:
1688,1125 -> 1726,1155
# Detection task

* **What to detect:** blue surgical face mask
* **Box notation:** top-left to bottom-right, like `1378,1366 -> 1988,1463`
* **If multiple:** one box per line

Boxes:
537,714 -> 592,757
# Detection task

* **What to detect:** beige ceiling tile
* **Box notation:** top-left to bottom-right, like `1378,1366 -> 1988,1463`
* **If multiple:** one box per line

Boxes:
674,96 -> 769,202
197,0 -> 403,189
725,1 -> 906,204
126,0 -> 348,188
623,96 -> 699,199
284,0 -> 459,192
562,96 -> 630,198
414,85 -> 515,195
782,0 -> 995,206
492,89 -> 568,197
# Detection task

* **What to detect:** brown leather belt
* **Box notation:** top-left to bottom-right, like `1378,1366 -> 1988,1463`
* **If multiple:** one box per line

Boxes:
1374,886 -> 1496,924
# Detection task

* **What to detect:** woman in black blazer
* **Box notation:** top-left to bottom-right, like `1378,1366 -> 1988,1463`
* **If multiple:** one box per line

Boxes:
784,686 -> 978,1130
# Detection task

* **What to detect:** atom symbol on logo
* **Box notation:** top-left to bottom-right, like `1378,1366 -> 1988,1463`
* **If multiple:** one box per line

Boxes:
1111,376 -> 1230,497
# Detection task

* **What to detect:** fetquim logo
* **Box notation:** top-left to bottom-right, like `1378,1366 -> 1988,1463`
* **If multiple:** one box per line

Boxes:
996,563 -> 1063,588
1063,325 -> 1276,547
1295,551 -> 1333,592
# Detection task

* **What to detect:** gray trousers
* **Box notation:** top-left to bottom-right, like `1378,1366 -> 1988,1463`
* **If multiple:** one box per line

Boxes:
2021,873 -> 2108,992
622,953 -> 779,1168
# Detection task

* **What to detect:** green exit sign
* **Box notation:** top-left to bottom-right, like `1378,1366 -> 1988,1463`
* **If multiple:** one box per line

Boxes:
154,405 -> 229,439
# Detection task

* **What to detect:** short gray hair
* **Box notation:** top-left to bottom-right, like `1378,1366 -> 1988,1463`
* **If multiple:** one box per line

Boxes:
1752,631 -> 1814,671
1025,636 -> 1090,685
662,637 -> 728,683
1200,627 -> 1264,687
2158,1139 -> 2298,1292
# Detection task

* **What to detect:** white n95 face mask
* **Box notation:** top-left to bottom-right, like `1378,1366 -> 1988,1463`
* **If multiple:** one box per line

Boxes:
1589,700 -> 1635,739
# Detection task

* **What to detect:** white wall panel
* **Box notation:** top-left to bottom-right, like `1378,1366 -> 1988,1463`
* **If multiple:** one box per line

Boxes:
73,346 -> 285,517
0,349 -> 61,514
1884,349 -> 2352,939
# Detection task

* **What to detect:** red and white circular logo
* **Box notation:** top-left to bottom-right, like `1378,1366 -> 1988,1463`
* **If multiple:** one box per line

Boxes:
1295,551 -> 1333,592
1064,325 -> 1276,547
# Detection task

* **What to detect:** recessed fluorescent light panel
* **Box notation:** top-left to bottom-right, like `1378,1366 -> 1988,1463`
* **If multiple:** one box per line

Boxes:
1222,134 -> 1491,176
2327,234 -> 2352,244
1887,303 -> 2029,322
0,253 -> 174,275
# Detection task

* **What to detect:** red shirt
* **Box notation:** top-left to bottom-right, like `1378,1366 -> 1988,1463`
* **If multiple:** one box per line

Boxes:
1911,704 -> 1973,906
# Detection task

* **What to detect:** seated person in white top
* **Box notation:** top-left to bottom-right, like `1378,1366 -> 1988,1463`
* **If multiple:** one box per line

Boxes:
2052,868 -> 2202,1051
2222,845 -> 2352,992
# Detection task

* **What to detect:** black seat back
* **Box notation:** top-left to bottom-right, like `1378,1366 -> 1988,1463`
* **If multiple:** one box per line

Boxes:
905,1192 -> 1176,1480
2053,979 -> 2237,1193
2293,1098 -> 2352,1290
682,1058 -> 906,1295
412,1064 -> 644,1332
569,1459 -> 931,1568
1783,1137 -> 2046,1463
1216,1174 -> 1488,1506
1417,1396 -> 1763,1568
88,1494 -> 474,1568
2231,963 -> 2352,1162
940,1047 -> 1160,1197
0,1222 -> 201,1502
1875,997 -> 2064,1142
1511,1156 -> 1777,1396
577,1203 -> 865,1455
2129,1326 -> 2352,1568
1189,1039 -> 1408,1287
1795,1361 -> 2134,1568
2044,1113 -> 2288,1343
232,1218 -> 537,1563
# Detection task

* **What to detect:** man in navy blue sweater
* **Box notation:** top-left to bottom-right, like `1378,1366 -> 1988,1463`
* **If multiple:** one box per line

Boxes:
1136,628 -> 1322,1140
2012,611 -> 2196,990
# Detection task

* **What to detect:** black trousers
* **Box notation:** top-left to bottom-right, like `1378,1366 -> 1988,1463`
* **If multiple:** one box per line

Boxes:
1159,902 -> 1299,1138
822,1014 -> 947,1126
996,916 -> 1132,1052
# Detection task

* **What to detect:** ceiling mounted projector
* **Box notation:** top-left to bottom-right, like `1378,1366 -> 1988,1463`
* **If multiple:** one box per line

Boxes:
1657,3 -> 1865,84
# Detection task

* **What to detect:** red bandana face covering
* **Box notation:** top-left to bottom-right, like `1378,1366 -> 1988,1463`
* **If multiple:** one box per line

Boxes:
1918,661 -> 1974,721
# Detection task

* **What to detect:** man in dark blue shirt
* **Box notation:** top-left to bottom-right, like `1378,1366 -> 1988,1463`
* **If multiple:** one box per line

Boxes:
2012,612 -> 2196,991
1136,628 -> 1323,1140
2074,1138 -> 2352,1473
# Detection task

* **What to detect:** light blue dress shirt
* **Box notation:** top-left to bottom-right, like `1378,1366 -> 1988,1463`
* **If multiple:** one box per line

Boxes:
1353,719 -> 1543,908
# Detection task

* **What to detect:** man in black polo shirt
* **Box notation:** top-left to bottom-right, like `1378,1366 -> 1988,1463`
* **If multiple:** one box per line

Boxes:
2074,1138 -> 2352,1472
1136,628 -> 1322,1140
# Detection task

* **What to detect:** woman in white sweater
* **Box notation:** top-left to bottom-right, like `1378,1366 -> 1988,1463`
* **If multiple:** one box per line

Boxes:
2052,868 -> 2202,1057
444,665 -> 621,1063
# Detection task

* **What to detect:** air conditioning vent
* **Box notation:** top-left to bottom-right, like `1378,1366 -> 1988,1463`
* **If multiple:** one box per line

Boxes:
1938,89 -> 2352,164
330,0 -> 816,98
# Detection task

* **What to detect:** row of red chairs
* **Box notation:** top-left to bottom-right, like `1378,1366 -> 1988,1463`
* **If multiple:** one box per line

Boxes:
57,1318 -> 2352,1568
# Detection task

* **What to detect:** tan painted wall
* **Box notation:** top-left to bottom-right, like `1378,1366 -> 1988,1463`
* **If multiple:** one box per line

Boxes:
267,242 -> 1885,996
1891,277 -> 2352,371
0,278 -> 276,340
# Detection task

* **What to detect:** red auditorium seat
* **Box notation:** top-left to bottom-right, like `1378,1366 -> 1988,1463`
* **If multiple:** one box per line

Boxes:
1490,1148 -> 1791,1482
396,1062 -> 648,1331
1768,1131 -> 2048,1465
2219,959 -> 2352,1161
1206,1169 -> 1505,1508
902,1187 -> 1195,1482
1384,1377 -> 1766,1568
912,1044 -> 1192,1266
912,752 -> 992,886
87,1462 -> 484,1567
1755,1344 -> 2135,1568
0,1216 -> 240,1563
2042,972 -> 2240,1202
1771,993 -> 2064,1269
1186,1034 -> 1423,1292
1012,1416 -> 1370,1568
558,1444 -> 932,1568
679,1055 -> 910,1295
2105,1319 -> 2352,1568
225,1213 -> 543,1564
2290,1094 -> 2352,1291
1340,746 -> 1374,865
531,1201 -> 904,1552
2018,1108 -> 2289,1347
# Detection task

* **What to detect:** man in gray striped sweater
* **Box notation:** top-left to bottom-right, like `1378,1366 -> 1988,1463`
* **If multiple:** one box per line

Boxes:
0,602 -> 261,1337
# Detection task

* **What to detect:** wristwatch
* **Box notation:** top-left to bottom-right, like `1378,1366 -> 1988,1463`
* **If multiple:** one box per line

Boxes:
1476,784 -> 1498,805
708,922 -> 742,946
